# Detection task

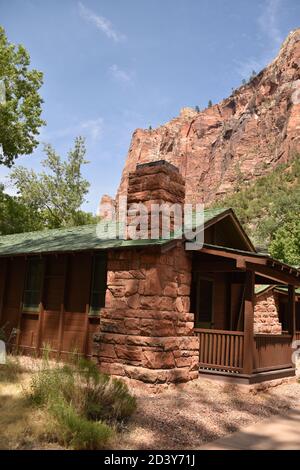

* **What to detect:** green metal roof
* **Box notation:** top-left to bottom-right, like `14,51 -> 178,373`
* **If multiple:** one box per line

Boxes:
0,208 -> 229,257
255,285 -> 300,295
255,284 -> 272,295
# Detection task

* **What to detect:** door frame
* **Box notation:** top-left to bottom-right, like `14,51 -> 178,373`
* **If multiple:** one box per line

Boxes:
195,275 -> 215,329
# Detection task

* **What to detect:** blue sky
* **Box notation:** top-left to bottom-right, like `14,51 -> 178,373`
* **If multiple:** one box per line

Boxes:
1,0 -> 300,213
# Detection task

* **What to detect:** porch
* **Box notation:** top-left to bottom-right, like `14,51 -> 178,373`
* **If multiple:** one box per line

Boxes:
190,244 -> 300,384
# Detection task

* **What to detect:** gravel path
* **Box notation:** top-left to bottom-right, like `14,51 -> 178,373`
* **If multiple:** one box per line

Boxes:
118,378 -> 300,450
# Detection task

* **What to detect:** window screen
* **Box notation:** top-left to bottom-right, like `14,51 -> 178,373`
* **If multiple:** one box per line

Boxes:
90,254 -> 107,314
23,258 -> 43,311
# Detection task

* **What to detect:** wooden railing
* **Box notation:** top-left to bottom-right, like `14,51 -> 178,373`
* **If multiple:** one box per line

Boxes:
253,334 -> 294,373
194,328 -> 244,373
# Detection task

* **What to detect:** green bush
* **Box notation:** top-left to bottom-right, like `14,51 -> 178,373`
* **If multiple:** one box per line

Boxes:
27,357 -> 136,449
49,400 -> 112,450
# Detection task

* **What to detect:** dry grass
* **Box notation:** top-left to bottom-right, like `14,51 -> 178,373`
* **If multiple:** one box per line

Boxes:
0,355 -> 135,450
1,356 -> 299,450
0,357 -> 58,449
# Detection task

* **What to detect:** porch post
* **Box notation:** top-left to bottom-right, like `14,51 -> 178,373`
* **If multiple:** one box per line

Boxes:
288,284 -> 296,340
243,270 -> 255,375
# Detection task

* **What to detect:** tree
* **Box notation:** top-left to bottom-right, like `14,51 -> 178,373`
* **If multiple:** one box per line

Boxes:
10,137 -> 97,229
208,100 -> 213,108
269,219 -> 300,266
212,154 -> 300,261
0,184 -> 43,235
0,26 -> 45,167
195,105 -> 200,113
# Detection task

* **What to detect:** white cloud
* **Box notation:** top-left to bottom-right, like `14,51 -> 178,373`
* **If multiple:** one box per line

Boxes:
236,0 -> 283,78
42,118 -> 104,143
78,2 -> 125,42
109,64 -> 134,84
80,118 -> 104,141
258,0 -> 283,46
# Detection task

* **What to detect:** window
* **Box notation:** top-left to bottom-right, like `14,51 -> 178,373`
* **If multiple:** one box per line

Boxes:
90,254 -> 107,315
195,277 -> 214,328
23,258 -> 43,311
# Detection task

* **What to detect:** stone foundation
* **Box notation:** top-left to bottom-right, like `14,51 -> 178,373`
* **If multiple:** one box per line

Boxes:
93,244 -> 199,384
254,290 -> 282,335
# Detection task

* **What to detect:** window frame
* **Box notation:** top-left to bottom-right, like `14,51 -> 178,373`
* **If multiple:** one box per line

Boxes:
89,252 -> 107,316
22,257 -> 44,313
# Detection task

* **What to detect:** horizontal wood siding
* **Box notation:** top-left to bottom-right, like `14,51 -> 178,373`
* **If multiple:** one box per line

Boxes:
195,328 -> 244,372
253,335 -> 294,372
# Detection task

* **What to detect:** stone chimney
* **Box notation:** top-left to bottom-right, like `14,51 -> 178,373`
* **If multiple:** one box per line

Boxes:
126,160 -> 185,239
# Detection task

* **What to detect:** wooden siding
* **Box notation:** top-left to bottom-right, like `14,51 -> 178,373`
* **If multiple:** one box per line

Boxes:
253,334 -> 294,372
1,258 -> 26,339
0,252 -> 104,359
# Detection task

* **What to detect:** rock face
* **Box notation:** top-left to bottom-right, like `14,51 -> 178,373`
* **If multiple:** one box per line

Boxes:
116,29 -> 300,205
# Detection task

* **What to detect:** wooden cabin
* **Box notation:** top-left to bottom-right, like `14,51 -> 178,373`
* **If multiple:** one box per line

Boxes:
0,160 -> 299,385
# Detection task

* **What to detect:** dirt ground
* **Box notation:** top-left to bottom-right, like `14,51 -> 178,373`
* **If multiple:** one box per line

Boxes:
1,356 -> 299,450
118,377 -> 300,450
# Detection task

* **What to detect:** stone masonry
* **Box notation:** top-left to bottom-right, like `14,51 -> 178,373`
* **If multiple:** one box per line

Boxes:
254,290 -> 282,335
94,160 -> 199,383
94,244 -> 199,383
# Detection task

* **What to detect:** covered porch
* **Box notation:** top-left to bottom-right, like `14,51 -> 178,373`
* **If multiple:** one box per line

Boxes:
190,244 -> 300,384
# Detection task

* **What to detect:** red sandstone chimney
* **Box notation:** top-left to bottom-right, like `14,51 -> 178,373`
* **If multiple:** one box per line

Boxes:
126,160 -> 185,240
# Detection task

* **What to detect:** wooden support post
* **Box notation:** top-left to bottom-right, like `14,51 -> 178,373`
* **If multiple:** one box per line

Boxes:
288,284 -> 296,340
243,270 -> 255,375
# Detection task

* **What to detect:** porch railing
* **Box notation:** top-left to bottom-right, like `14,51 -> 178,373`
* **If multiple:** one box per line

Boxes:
253,334 -> 294,373
194,328 -> 244,373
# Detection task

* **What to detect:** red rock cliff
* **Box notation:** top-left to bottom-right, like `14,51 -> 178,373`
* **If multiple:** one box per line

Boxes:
115,29 -> 300,205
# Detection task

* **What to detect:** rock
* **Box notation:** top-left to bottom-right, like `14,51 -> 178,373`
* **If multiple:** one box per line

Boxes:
142,350 -> 175,369
111,29 -> 300,207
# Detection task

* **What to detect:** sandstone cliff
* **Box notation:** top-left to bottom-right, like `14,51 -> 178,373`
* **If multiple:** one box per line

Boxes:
112,29 -> 300,206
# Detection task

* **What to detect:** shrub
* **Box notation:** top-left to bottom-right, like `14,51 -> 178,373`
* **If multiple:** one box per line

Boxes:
49,400 -> 112,450
27,358 -> 136,449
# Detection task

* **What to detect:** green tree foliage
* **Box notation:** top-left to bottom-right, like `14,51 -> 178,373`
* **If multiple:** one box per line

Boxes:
10,137 -> 98,229
214,155 -> 300,264
208,100 -> 213,108
0,184 -> 43,235
269,220 -> 300,266
0,26 -> 45,167
195,105 -> 200,113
